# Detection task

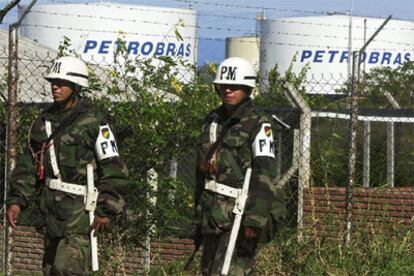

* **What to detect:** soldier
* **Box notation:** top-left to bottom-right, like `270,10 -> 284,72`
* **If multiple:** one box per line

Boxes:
6,56 -> 129,275
194,57 -> 284,275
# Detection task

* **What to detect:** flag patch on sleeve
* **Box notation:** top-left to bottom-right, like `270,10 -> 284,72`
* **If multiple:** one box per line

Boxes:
101,128 -> 110,139
264,126 -> 272,137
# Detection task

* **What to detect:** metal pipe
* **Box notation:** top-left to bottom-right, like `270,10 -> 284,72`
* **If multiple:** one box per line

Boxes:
344,15 -> 392,247
3,1 -> 38,274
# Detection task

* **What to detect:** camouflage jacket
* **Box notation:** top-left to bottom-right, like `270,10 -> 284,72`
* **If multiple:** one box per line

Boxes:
195,99 -> 280,234
7,100 -> 129,237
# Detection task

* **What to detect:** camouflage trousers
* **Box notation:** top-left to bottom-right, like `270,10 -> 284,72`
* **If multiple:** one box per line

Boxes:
201,231 -> 259,276
43,234 -> 91,276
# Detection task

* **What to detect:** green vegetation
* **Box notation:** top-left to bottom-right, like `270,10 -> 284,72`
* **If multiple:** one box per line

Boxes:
147,226 -> 414,275
2,35 -> 414,273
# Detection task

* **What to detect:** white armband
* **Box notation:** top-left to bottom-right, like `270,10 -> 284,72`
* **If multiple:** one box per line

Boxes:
95,124 -> 119,160
252,123 -> 275,158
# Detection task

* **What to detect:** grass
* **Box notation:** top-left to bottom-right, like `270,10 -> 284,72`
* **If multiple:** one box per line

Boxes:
149,225 -> 414,275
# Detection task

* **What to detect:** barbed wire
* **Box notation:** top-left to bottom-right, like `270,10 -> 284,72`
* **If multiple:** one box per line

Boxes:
42,0 -> 412,24
25,10 -> 248,33
46,0 -> 196,15
19,10 -> 414,48
198,12 -> 254,21
20,23 -> 190,39
46,0 -> 326,15
161,0 -> 328,15
42,0 -> 414,30
201,14 -> 414,28
264,18 -> 414,32
18,23 -> 414,52
177,0 -> 414,24
42,1 -> 414,31
194,2 -> 414,24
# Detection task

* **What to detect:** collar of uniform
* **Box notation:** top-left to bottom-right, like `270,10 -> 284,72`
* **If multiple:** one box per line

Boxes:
216,98 -> 252,121
42,99 -> 89,121
231,98 -> 253,120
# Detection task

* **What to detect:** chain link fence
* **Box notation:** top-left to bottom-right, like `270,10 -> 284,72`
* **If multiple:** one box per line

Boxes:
1,32 -> 414,272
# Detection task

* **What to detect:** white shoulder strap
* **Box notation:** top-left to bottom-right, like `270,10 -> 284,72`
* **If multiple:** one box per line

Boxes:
209,119 -> 218,144
45,120 -> 61,179
208,119 -> 218,170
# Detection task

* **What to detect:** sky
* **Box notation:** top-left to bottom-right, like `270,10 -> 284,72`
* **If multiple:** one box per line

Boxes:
1,0 -> 413,64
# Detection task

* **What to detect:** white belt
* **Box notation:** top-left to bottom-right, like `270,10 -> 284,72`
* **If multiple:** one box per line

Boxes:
46,178 -> 85,196
204,180 -> 240,199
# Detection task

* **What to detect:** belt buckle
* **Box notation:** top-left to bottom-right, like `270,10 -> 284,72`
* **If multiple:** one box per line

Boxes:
205,180 -> 214,190
51,179 -> 60,190
46,178 -> 53,188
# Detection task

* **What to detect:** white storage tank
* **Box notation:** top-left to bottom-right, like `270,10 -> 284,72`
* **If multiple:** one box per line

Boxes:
19,3 -> 197,80
225,36 -> 260,72
259,15 -> 414,94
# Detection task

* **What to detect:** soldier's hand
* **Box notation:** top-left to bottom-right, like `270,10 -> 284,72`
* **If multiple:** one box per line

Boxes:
244,226 -> 260,239
201,159 -> 217,175
7,204 -> 21,229
90,216 -> 110,235
208,159 -> 217,175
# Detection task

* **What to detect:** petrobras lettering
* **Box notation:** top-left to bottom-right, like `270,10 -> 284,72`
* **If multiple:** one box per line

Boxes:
299,49 -> 412,66
83,39 -> 192,58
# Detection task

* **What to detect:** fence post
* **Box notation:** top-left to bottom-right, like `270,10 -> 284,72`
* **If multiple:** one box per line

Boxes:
384,91 -> 401,188
143,168 -> 158,274
283,83 -> 311,241
3,23 -> 19,276
344,15 -> 391,246
363,121 -> 371,188
275,131 -> 282,178
168,159 -> 177,202
386,123 -> 395,187
3,3 -> 39,273
344,50 -> 359,246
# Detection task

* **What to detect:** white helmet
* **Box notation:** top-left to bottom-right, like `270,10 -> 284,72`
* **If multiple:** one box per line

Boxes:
45,56 -> 89,88
213,57 -> 256,88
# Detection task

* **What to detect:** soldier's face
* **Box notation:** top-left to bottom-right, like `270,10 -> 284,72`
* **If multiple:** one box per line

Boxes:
50,79 -> 75,102
217,84 -> 249,106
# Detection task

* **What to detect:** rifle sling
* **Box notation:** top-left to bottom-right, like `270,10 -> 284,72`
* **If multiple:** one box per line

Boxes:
203,118 -> 236,164
43,107 -> 84,145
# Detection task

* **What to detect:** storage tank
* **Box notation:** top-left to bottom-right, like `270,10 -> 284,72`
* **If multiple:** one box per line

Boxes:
259,15 -> 414,94
225,36 -> 261,96
225,36 -> 260,72
19,3 -> 197,81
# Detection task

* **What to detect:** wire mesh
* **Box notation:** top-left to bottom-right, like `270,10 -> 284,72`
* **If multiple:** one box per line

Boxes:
0,33 -> 414,273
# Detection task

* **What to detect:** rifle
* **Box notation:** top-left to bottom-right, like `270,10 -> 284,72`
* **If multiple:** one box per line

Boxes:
86,164 -> 99,271
183,224 -> 203,271
221,168 -> 252,276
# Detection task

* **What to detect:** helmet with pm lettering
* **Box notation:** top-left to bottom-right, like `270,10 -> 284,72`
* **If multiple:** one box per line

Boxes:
213,57 -> 256,88
44,56 -> 89,88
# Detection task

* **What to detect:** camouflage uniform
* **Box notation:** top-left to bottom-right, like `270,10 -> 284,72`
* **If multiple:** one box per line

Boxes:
7,99 -> 129,275
195,99 -> 283,275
